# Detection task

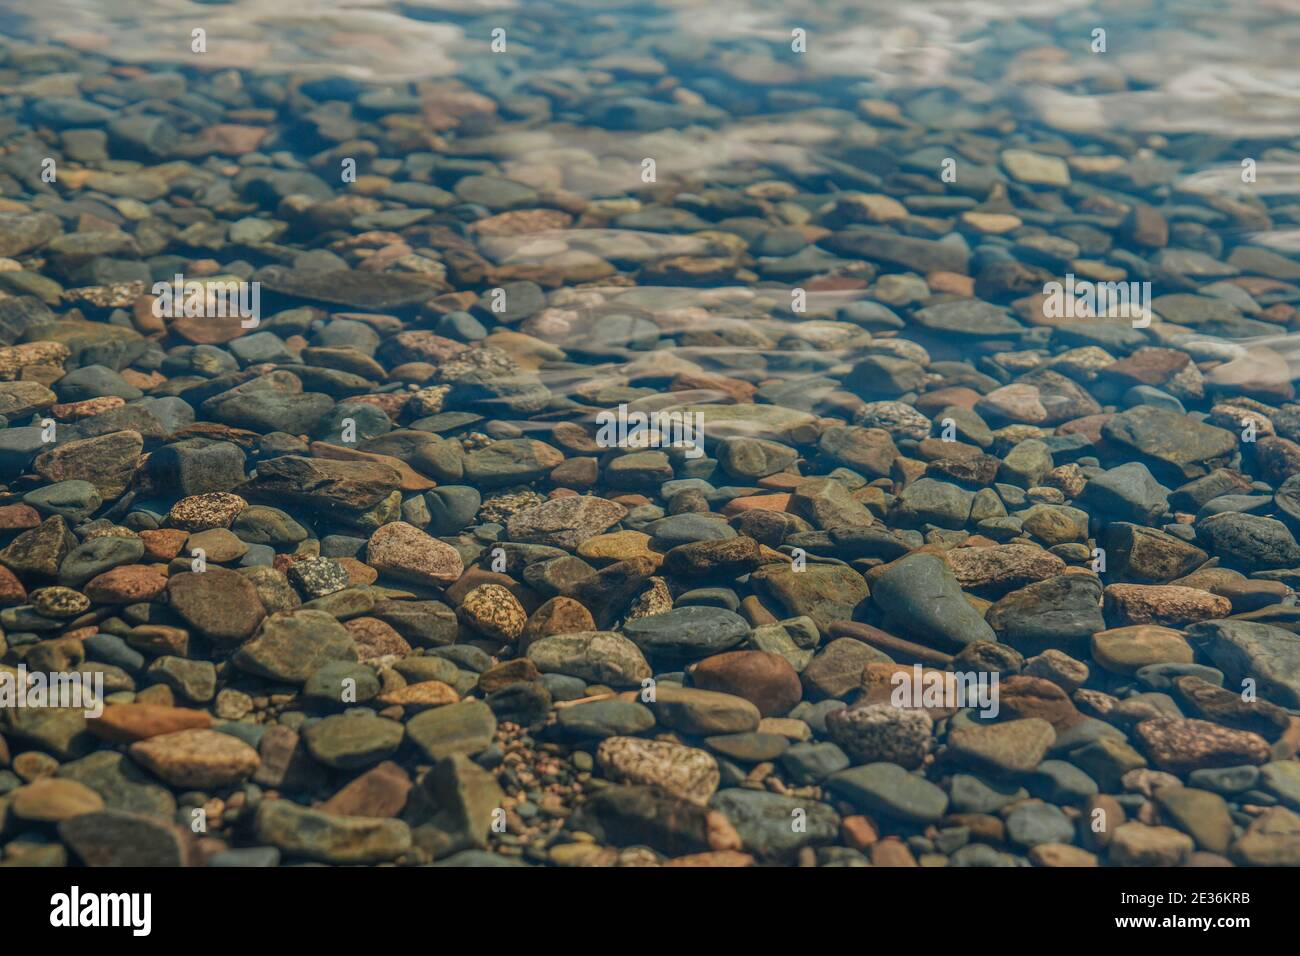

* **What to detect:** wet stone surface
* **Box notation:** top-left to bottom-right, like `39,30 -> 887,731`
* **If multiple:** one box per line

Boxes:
0,0 -> 1297,870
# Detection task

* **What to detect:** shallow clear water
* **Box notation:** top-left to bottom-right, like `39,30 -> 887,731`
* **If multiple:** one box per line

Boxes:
4,0 -> 1300,874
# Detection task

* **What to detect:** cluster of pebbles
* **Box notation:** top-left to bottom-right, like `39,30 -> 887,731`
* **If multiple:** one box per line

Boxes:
2,2 -> 1300,867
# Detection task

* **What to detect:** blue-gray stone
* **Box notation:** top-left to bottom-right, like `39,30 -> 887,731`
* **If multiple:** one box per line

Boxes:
645,513 -> 737,548
24,480 -> 101,521
949,773 -> 1028,814
826,763 -> 949,823
209,847 -> 282,867
872,552 -> 995,648
1028,759 -> 1098,803
556,699 -> 655,738
711,789 -> 838,861
622,605 -> 749,660
1188,765 -> 1260,795
1006,802 -> 1075,847
1135,662 -> 1224,691
780,741 -> 850,785
83,634 -> 144,673
426,486 -> 482,535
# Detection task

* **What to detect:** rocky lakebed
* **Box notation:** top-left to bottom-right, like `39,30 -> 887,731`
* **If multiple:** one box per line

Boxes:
1,0 -> 1300,868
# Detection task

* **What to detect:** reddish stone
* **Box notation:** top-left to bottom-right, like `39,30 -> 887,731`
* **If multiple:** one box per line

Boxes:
317,761 -> 412,818
670,371 -> 756,404
344,617 -> 412,661
610,494 -> 651,508
140,528 -> 190,561
90,704 -> 212,743
1056,413 -> 1113,444
0,564 -> 27,607
308,442 -> 435,492
127,625 -> 190,658
1134,718 -> 1271,774
0,504 -> 42,531
338,556 -> 379,586
521,596 -> 596,650
871,839 -> 919,867
841,815 -> 879,851
171,313 -> 253,345
997,675 -> 1085,731
914,387 -> 982,415
688,650 -> 802,717
83,565 -> 168,604
755,474 -> 805,491
721,493 -> 792,515
470,209 -> 572,238
1253,436 -> 1300,485
51,396 -> 126,420
1099,349 -> 1189,387
478,658 -> 542,694
928,271 -> 975,296
804,275 -> 869,292
188,123 -> 269,156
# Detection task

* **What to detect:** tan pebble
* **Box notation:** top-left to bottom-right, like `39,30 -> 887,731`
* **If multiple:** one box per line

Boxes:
128,728 -> 260,789
10,778 -> 104,822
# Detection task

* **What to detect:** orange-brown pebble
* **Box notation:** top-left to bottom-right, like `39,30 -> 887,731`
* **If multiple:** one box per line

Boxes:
51,396 -> 126,420
0,564 -> 27,607
140,528 -> 191,561
83,565 -> 169,604
870,839 -> 919,867
927,271 -> 975,296
375,681 -> 459,710
841,815 -> 879,851
610,493 -> 651,507
120,369 -> 167,391
338,556 -> 379,586
755,474 -> 806,491
663,850 -> 755,867
344,617 -> 412,660
90,704 -> 213,743
0,504 -> 41,530
721,493 -> 792,515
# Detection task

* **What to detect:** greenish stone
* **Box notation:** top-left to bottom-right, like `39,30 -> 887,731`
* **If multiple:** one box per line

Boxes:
56,751 -> 177,818
826,763 -> 949,823
525,631 -> 651,687
649,686 -> 760,735
1068,737 -> 1148,791
407,754 -> 505,859
302,713 -> 404,770
556,699 -> 655,738
711,789 -> 838,861
146,656 -> 216,703
233,610 -> 358,684
254,800 -> 411,864
703,732 -> 789,763
750,563 -> 871,637
406,699 -> 497,761
1006,801 -> 1074,847
1154,786 -> 1234,854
